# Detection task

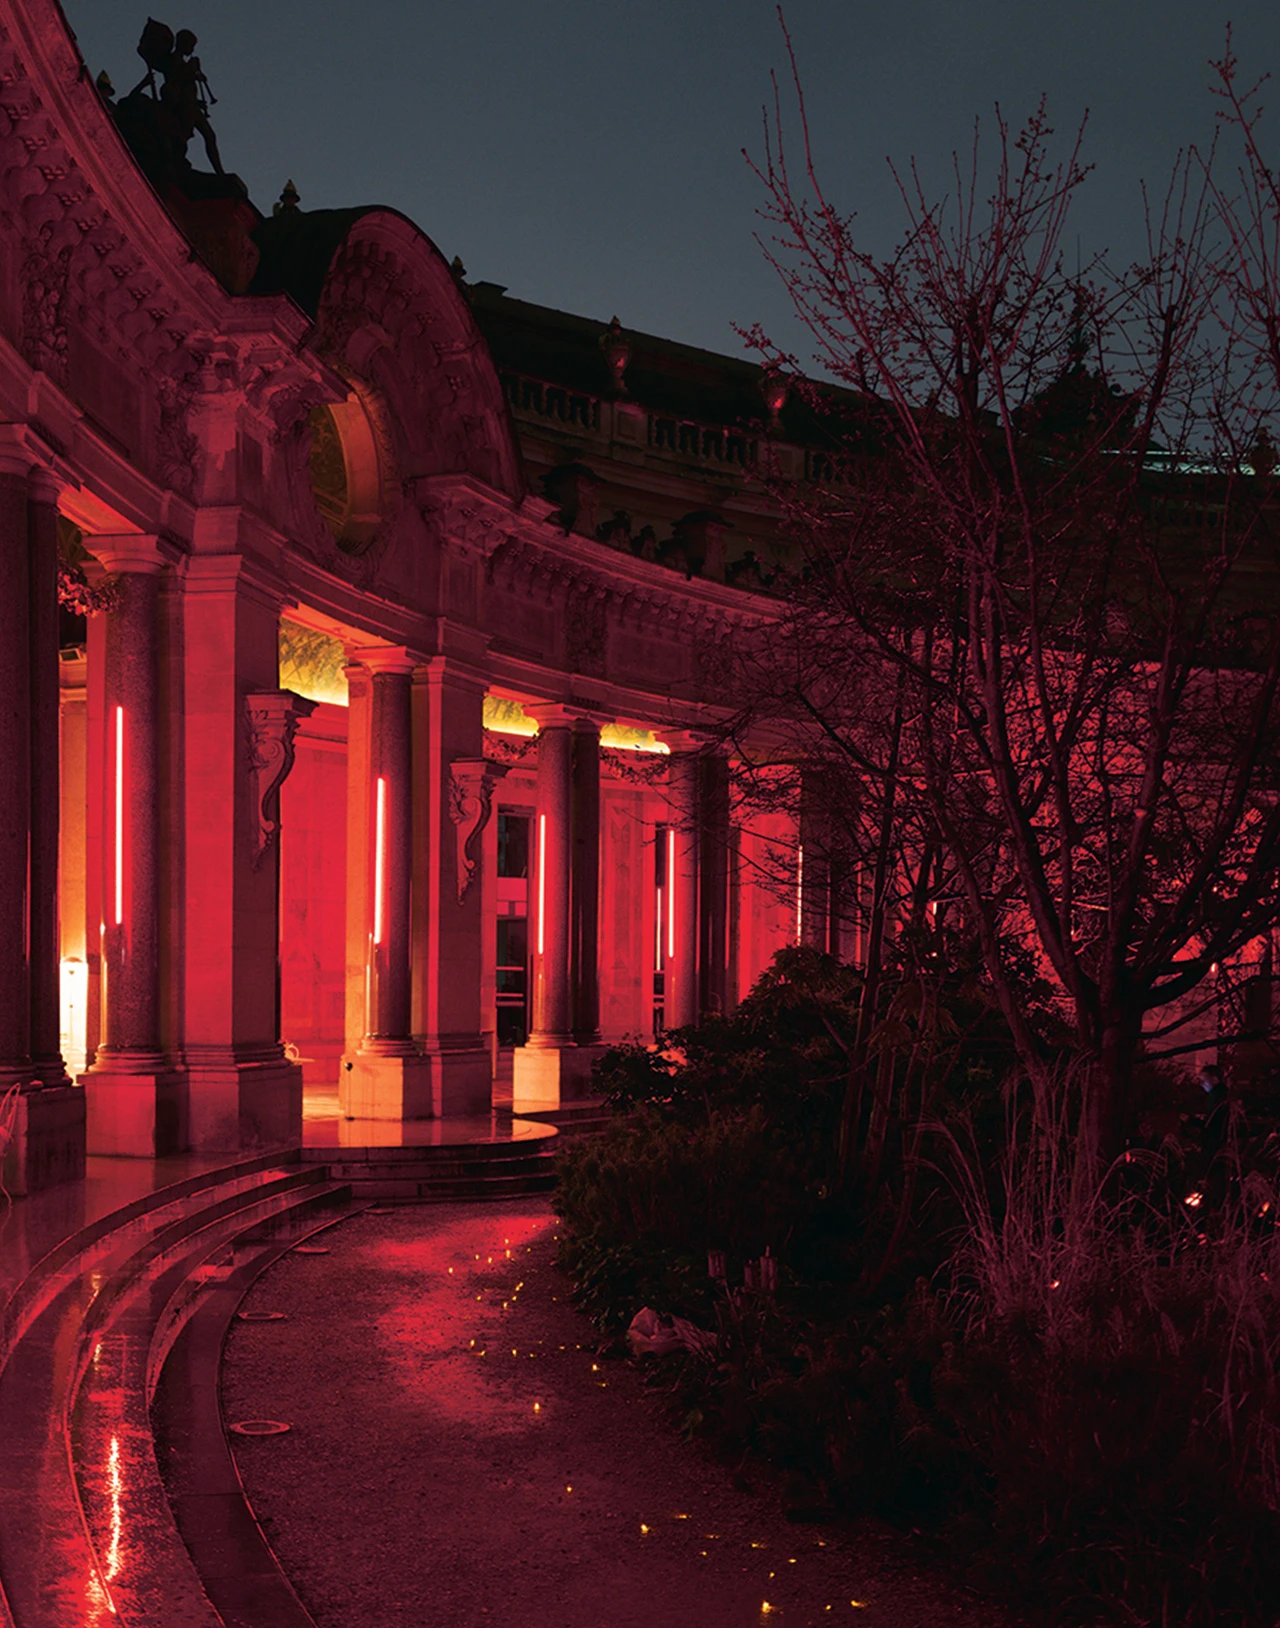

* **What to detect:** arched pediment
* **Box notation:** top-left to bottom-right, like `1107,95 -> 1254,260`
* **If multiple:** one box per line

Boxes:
253,207 -> 523,502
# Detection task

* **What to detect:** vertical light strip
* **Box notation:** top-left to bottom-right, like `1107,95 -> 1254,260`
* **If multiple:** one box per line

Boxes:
796,844 -> 804,944
373,776 -> 387,945
666,827 -> 676,961
537,814 -> 547,956
113,706 -> 124,926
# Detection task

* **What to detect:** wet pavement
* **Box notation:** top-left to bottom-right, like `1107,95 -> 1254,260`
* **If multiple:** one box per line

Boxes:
222,1199 -> 1024,1628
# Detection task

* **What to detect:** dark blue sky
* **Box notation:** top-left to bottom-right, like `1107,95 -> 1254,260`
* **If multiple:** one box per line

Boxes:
60,2 -> 1280,368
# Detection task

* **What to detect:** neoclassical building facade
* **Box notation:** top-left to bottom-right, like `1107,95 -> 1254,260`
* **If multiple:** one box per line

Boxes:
0,1 -> 819,1193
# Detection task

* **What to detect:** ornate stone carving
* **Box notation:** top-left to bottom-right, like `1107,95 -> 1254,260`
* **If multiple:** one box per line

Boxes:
565,581 -> 609,677
57,559 -> 117,616
482,729 -> 536,767
154,366 -> 200,496
245,690 -> 317,870
601,746 -> 669,785
21,230 -> 70,379
447,757 -> 508,903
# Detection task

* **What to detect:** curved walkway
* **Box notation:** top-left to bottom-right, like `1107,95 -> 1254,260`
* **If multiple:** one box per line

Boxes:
219,1199 -> 1026,1628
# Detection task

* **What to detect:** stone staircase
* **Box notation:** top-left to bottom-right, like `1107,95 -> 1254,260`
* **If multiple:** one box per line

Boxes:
0,1103 -> 625,1625
0,1155 -> 359,1628
298,1098 -> 622,1202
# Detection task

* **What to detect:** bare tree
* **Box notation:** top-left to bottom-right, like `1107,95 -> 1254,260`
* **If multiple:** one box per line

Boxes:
735,28 -> 1280,1162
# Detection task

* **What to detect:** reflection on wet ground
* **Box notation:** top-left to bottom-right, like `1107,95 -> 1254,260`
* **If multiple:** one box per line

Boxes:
223,1201 -> 1019,1628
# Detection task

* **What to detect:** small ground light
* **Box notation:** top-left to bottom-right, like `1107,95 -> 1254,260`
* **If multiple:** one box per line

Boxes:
851,1602 -> 868,1609
533,1403 -> 540,1412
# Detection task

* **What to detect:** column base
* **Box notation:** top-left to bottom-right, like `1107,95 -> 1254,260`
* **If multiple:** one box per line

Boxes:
340,1047 -> 493,1120
512,1042 -> 606,1111
1,1085 -> 86,1196
85,1064 -> 186,1158
185,1051 -> 303,1154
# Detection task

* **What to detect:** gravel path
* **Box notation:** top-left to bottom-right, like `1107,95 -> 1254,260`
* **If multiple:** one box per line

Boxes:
221,1199 -> 1026,1628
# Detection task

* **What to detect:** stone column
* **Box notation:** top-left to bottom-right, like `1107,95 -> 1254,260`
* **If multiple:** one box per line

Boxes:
84,534 -> 181,1155
530,719 -> 573,1046
27,470 -> 69,1087
0,438 -> 85,1195
665,748 -> 701,1031
404,655 -> 493,1118
0,456 -> 31,1092
180,556 -> 305,1153
342,647 -> 437,1120
571,720 -> 602,1043
362,662 -> 414,1050
513,707 -> 605,1107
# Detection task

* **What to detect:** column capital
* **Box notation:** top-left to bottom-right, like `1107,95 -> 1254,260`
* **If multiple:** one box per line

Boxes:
0,422 -> 76,488
349,643 -> 419,676
27,466 -> 64,507
524,701 -> 608,732
86,533 -> 170,576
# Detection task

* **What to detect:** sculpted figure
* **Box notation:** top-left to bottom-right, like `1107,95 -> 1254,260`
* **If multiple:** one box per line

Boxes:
121,19 -> 224,176
161,29 -> 224,174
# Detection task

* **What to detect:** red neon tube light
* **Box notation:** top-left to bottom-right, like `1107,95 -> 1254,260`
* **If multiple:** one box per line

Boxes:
373,776 -> 387,945
537,813 -> 547,956
666,827 -> 676,961
114,706 -> 124,926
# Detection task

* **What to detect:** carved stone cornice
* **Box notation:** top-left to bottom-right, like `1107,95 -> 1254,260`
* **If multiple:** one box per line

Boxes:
245,690 -> 318,869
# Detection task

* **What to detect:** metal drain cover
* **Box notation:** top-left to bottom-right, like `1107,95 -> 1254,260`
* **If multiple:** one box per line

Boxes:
292,1245 -> 329,1254
236,1310 -> 288,1322
229,1420 -> 291,1436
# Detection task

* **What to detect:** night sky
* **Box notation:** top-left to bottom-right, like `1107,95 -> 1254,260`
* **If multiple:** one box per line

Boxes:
60,1 -> 1280,371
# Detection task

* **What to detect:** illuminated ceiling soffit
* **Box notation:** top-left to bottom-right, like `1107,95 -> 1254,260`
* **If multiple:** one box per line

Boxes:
482,695 -> 668,753
280,618 -> 348,706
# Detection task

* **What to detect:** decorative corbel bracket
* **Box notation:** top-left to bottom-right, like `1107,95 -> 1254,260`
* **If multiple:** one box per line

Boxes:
246,689 -> 318,870
448,757 -> 510,903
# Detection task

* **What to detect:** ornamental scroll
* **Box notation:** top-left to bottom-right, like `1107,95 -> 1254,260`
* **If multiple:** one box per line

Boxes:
245,690 -> 318,869
448,757 -> 509,903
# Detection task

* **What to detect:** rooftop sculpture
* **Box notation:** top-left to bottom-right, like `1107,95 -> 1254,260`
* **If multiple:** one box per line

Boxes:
111,18 -> 234,192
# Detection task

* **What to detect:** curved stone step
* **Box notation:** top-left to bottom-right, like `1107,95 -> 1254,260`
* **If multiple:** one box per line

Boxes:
152,1228 -> 348,1628
0,1159 -> 348,1628
70,1181 -> 355,1627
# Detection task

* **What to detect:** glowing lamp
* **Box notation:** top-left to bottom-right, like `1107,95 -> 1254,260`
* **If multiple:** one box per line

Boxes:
59,957 -> 87,1072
